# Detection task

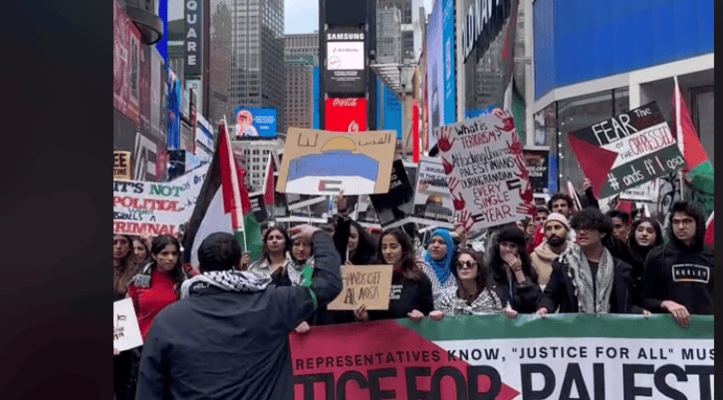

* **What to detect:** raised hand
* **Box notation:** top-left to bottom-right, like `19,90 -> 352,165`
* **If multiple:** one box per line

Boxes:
448,177 -> 461,193
437,127 -> 455,153
451,192 -> 466,211
441,157 -> 455,175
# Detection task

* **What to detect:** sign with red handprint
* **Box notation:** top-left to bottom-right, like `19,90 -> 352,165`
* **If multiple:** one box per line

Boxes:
431,109 -> 536,233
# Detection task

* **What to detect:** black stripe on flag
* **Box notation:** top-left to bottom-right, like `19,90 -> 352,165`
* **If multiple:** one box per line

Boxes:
506,178 -> 521,191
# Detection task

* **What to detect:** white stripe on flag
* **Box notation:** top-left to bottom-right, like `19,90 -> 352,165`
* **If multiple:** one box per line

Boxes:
190,188 -> 233,269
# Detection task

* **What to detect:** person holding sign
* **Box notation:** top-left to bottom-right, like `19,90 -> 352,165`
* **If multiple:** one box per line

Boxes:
641,202 -> 714,328
113,234 -> 140,400
537,208 -> 642,317
433,249 -> 518,318
487,227 -> 542,314
354,229 -> 433,322
418,229 -> 458,305
136,226 -> 342,400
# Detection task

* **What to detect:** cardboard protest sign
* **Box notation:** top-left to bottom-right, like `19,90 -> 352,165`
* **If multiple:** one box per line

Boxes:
114,151 -> 132,180
523,149 -> 549,194
434,110 -> 536,233
327,265 -> 394,311
568,102 -> 684,199
248,192 -> 269,224
114,298 -> 143,352
113,164 -> 209,237
276,128 -> 396,195
412,157 -> 456,226
369,159 -> 415,227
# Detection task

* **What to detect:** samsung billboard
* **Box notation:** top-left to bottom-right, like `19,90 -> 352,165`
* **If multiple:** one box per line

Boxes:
324,27 -> 366,94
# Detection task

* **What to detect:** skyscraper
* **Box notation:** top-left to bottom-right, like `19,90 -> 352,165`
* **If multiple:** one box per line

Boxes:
376,6 -> 402,64
285,33 -> 319,131
230,0 -> 286,134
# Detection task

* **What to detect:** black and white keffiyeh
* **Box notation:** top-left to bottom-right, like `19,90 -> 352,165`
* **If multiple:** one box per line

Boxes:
288,256 -> 314,287
180,270 -> 272,299
559,244 -> 614,314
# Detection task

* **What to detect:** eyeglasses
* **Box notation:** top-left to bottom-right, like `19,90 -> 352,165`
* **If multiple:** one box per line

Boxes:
457,260 -> 477,269
672,218 -> 695,227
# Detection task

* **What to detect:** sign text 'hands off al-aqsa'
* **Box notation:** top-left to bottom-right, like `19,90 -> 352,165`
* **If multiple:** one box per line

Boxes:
434,110 -> 535,233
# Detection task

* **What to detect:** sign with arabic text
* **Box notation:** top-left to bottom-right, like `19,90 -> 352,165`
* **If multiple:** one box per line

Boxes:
276,128 -> 396,195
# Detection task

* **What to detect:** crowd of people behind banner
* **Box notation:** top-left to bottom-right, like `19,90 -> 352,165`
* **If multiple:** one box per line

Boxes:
112,177 -> 714,399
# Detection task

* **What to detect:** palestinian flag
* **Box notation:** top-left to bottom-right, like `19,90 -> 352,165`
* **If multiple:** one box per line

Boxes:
182,118 -> 264,269
672,77 -> 714,220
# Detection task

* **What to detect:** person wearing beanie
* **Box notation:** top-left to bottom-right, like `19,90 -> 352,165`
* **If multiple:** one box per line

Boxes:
487,226 -> 542,314
537,208 -> 644,317
530,213 -> 574,289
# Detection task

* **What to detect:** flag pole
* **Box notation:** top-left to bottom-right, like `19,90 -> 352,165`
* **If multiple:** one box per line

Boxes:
223,115 -> 249,252
673,76 -> 686,200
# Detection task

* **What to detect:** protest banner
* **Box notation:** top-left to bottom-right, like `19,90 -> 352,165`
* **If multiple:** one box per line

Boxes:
276,128 -> 396,195
114,150 -> 132,180
568,102 -> 684,199
523,149 -> 549,194
327,264 -> 394,311
113,298 -> 143,352
113,164 -> 209,237
434,109 -> 536,234
290,314 -> 713,399
619,179 -> 658,202
370,159 -> 415,228
412,157 -> 455,226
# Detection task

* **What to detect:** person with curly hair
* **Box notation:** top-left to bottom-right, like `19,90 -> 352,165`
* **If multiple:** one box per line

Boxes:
537,208 -> 643,317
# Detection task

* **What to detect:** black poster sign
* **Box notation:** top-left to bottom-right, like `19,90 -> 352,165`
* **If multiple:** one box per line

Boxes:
523,149 -> 549,194
370,159 -> 415,227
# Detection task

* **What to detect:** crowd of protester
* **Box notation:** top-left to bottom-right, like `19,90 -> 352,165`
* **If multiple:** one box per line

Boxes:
113,181 -> 714,398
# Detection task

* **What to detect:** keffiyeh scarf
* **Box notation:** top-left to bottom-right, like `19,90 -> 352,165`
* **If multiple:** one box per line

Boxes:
180,270 -> 272,299
559,245 -> 614,314
288,256 -> 314,287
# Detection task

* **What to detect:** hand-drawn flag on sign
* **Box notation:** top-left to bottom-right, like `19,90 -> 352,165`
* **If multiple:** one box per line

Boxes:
568,102 -> 685,199
182,118 -> 264,268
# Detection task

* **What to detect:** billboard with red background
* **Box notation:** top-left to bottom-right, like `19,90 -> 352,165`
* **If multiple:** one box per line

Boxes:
325,98 -> 367,132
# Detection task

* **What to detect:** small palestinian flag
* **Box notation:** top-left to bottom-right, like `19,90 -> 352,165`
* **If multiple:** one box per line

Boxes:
182,118 -> 264,268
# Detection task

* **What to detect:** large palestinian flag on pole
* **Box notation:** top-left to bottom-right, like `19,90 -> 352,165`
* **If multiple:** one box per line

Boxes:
289,314 -> 713,399
672,77 -> 714,222
182,118 -> 264,268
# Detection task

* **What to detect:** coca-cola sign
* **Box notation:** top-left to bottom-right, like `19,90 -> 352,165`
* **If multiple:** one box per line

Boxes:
325,98 -> 367,133
332,98 -> 359,108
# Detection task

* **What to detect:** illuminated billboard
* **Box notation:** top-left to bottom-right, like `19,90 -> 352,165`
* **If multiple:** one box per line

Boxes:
234,107 -> 278,139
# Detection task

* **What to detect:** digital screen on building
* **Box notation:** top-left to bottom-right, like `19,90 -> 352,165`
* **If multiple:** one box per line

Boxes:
234,107 -> 278,139
426,0 -> 456,150
324,27 -> 366,94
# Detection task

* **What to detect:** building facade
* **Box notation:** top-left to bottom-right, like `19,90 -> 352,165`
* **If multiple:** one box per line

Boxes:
230,0 -> 286,135
231,138 -> 283,191
528,0 -> 714,206
284,33 -> 319,131
377,6 -> 402,64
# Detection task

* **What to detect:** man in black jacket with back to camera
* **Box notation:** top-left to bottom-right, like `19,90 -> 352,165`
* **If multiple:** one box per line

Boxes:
136,224 -> 342,399
641,201 -> 714,328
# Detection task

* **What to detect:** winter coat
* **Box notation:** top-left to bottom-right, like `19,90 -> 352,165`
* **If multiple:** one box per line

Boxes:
641,243 -> 714,315
489,268 -> 542,314
135,231 -> 342,400
538,246 -> 640,314
529,241 -> 572,288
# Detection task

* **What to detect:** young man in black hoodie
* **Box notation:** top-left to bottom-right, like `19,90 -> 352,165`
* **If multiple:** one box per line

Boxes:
536,208 -> 641,316
641,201 -> 714,328
136,225 -> 342,399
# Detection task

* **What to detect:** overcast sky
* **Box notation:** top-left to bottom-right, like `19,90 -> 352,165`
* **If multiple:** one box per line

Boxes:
285,0 -> 433,34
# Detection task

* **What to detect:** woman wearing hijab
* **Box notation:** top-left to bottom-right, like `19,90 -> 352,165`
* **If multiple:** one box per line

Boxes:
487,226 -> 542,314
418,229 -> 457,306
